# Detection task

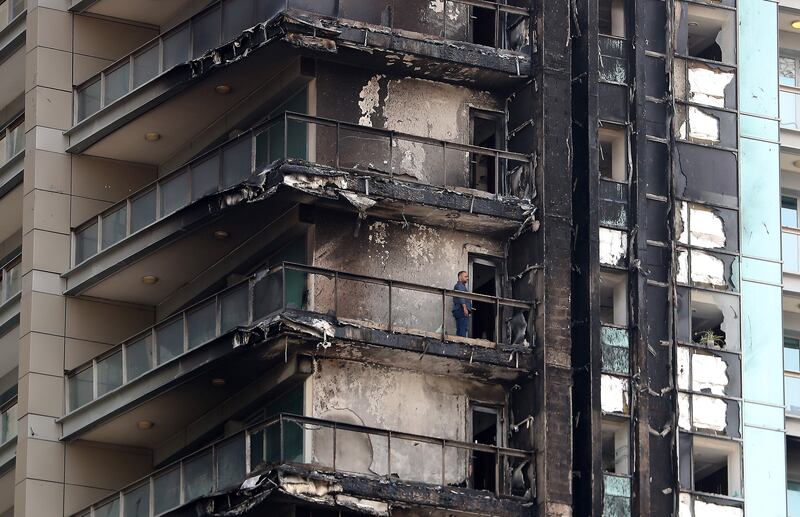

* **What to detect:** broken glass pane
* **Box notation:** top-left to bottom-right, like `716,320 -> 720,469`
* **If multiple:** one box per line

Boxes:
690,289 -> 740,351
601,326 -> 629,375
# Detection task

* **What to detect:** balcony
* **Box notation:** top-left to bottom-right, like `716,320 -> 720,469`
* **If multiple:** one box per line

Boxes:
0,117 -> 22,196
0,251 -> 20,333
66,262 -> 532,418
0,398 -> 15,470
72,413 -> 534,517
0,0 -> 24,60
74,0 -> 530,124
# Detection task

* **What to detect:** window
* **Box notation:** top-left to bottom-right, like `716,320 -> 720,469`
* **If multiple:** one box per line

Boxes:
676,3 -> 736,64
470,405 -> 501,492
0,256 -> 20,303
785,197 -> 800,228
781,56 -> 800,130
787,337 -> 800,372
680,434 -> 742,497
469,255 -> 500,341
784,196 -> 800,273
470,110 -> 505,194
600,271 -> 628,326
469,4 -> 498,47
599,0 -> 625,37
602,417 -> 630,475
689,289 -> 739,350
0,117 -> 23,166
599,127 -> 626,181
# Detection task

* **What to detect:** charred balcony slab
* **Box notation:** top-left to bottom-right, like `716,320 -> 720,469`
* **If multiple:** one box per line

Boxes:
71,414 -> 534,517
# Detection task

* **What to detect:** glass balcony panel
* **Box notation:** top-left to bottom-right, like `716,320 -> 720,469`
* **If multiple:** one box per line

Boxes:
126,335 -> 153,381
78,79 -> 102,121
216,434 -> 246,490
1,404 -> 16,444
94,497 -> 120,517
123,483 -> 149,517
104,62 -> 130,105
0,2 -> 8,28
96,351 -> 123,397
191,154 -> 220,201
133,45 -> 159,89
192,7 -> 221,58
69,367 -> 94,411
7,122 -> 23,158
289,0 -> 336,16
255,0 -> 284,22
4,261 -> 20,299
187,300 -> 217,349
160,171 -> 190,216
338,127 -> 391,174
220,284 -> 248,332
183,450 -> 214,501
787,375 -> 800,416
223,0 -> 254,42
782,89 -> 800,130
0,134 -> 6,165
130,188 -> 157,233
153,467 -> 181,515
221,138 -> 253,189
156,318 -> 184,365
163,25 -> 190,70
785,231 -> 800,274
252,270 -> 282,319
101,205 -> 128,249
10,0 -> 23,18
75,223 -> 97,264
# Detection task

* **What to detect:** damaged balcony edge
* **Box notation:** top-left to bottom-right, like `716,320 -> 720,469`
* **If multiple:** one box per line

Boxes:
58,330 -> 251,441
64,166 -> 532,296
193,464 -> 534,517
267,309 -> 534,373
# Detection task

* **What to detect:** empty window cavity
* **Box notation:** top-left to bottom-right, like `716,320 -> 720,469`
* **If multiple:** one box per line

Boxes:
599,0 -> 626,37
680,434 -> 742,497
602,417 -> 630,474
600,271 -> 628,326
675,3 -> 736,64
599,127 -> 627,181
689,290 -> 739,350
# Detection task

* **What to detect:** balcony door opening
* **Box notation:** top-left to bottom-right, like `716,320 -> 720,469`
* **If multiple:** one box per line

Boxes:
470,405 -> 500,492
470,4 -> 498,47
469,256 -> 499,341
470,110 -> 504,194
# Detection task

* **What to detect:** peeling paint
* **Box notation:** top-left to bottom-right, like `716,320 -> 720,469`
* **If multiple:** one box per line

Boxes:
358,74 -> 384,127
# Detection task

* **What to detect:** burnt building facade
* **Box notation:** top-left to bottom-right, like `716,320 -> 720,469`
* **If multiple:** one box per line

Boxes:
0,0 -> 789,517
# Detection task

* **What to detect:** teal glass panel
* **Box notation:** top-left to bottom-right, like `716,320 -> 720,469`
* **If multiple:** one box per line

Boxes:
789,481 -> 800,517
739,0 -> 778,118
603,474 -> 631,517
601,326 -> 629,375
741,257 -> 782,285
740,114 -> 779,141
744,426 -> 787,517
743,280 -> 783,406
743,402 -> 784,430
741,139 -> 781,261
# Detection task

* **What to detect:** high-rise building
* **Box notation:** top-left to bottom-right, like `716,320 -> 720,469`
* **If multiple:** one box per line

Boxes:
0,1 -> 790,517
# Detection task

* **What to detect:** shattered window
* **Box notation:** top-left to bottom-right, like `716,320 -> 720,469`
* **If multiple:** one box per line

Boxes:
677,346 -> 741,399
679,433 -> 743,498
599,228 -> 627,268
601,374 -> 630,415
674,2 -> 736,65
599,126 -> 627,181
599,0 -> 625,37
602,417 -> 630,474
674,58 -> 736,110
676,288 -> 740,351
678,392 -> 740,438
676,201 -> 738,253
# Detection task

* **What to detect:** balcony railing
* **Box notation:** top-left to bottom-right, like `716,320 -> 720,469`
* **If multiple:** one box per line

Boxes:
66,261 -> 533,412
782,86 -> 800,131
71,111 -> 531,265
787,373 -> 800,416
0,0 -> 24,34
74,0 -> 530,123
72,412 -> 534,517
0,252 -> 20,306
0,399 -> 16,447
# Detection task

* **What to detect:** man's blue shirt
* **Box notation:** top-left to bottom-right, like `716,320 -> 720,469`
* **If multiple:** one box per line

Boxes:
453,282 -> 472,313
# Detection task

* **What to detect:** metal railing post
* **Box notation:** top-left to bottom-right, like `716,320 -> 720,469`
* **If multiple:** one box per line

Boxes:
441,291 -> 447,341
332,422 -> 337,471
335,121 -> 340,169
495,299 -> 500,347
495,450 -> 501,497
283,113 -> 288,159
387,431 -> 392,476
441,440 -> 446,486
281,265 -> 287,310
387,281 -> 393,332
333,272 -> 339,317
279,414 -> 285,463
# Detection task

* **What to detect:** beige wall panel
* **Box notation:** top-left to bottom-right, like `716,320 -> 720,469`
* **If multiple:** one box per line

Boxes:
14,479 -> 64,517
19,332 -> 64,378
65,297 -> 153,345
26,7 -> 73,53
24,150 -> 71,195
26,47 -> 72,93
17,372 -> 63,417
73,15 -> 157,62
71,156 -> 156,203
65,442 -> 151,490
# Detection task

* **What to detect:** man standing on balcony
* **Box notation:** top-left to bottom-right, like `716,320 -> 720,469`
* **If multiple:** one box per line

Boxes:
453,270 -> 474,337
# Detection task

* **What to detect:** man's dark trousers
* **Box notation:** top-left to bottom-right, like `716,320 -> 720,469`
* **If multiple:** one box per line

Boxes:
453,310 -> 469,337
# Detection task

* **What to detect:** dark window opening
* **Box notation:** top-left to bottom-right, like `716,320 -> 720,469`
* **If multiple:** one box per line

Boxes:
599,0 -> 625,37
601,417 -> 630,474
470,5 -> 497,47
679,4 -> 735,64
470,110 -> 504,194
470,256 -> 498,341
599,127 -> 626,181
471,406 -> 499,492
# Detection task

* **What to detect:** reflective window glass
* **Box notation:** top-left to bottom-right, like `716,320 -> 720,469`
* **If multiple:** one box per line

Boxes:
784,197 -> 798,228
94,498 -> 119,517
160,171 -> 190,216
216,434 -> 246,489
187,300 -> 216,349
153,468 -> 181,514
75,222 -> 99,263
183,451 -> 214,501
156,318 -> 184,365
126,335 -> 153,381
130,188 -> 157,233
10,0 -> 23,18
104,62 -> 130,105
786,337 -> 800,372
123,483 -> 149,517
163,25 -> 190,70
101,205 -> 127,249
133,45 -> 159,88
96,351 -> 123,396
